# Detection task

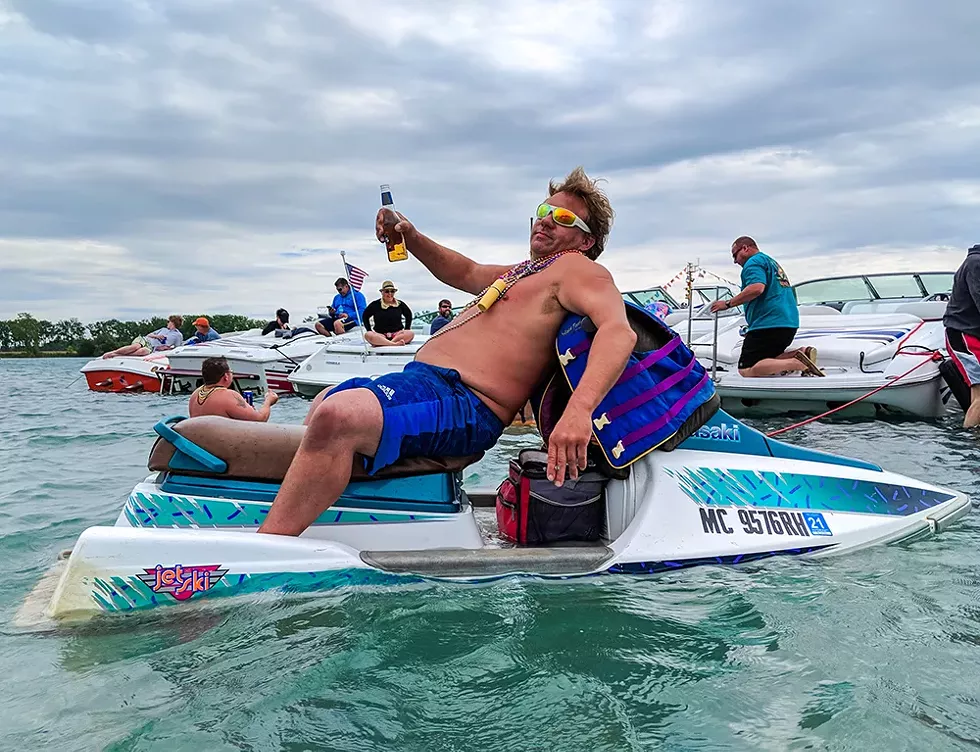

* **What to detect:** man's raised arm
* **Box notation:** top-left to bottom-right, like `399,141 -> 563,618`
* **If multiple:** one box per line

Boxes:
375,211 -> 510,295
548,257 -> 637,485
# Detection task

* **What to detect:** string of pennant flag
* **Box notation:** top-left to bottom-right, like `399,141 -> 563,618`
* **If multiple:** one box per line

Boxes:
657,266 -> 740,291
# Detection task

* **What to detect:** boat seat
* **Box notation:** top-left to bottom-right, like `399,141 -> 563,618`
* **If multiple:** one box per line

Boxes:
148,416 -> 483,483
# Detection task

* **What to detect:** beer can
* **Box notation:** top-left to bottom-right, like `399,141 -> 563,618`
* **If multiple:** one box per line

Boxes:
242,389 -> 254,406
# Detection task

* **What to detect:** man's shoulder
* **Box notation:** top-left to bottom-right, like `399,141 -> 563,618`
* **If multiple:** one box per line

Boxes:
553,252 -> 611,277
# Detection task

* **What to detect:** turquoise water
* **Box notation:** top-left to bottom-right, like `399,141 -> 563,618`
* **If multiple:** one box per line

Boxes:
2,357 -> 980,751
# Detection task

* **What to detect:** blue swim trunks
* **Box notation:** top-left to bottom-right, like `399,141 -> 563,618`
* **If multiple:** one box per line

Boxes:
329,361 -> 506,474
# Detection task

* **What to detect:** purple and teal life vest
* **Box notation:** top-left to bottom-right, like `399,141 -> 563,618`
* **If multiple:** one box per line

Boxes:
533,301 -> 718,470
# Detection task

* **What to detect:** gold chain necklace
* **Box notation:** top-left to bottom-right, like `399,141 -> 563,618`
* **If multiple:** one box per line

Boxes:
196,385 -> 225,405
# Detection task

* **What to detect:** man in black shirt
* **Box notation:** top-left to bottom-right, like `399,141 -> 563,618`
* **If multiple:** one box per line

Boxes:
363,280 -> 416,347
943,244 -> 980,427
261,308 -> 290,336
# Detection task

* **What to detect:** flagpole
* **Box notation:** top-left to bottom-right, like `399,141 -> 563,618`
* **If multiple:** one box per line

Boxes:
340,251 -> 369,351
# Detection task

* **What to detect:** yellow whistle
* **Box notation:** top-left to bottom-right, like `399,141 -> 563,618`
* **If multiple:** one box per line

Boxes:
478,278 -> 507,312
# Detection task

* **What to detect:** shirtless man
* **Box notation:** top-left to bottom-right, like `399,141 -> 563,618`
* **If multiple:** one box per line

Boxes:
188,356 -> 279,421
259,167 -> 636,536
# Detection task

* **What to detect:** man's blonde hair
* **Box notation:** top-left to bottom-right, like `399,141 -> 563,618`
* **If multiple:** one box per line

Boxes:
548,166 -> 614,260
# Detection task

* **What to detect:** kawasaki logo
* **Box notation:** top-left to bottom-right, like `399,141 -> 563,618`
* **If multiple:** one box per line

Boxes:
693,423 -> 740,442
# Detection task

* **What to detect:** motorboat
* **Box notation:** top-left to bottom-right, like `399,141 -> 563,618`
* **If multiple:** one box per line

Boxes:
287,333 -> 430,399
80,353 -> 170,393
18,408 -> 970,624
159,327 -> 328,397
666,270 -> 955,346
691,301 -> 951,418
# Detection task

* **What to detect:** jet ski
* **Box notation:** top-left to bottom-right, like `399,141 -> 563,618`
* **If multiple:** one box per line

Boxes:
18,410 -> 970,624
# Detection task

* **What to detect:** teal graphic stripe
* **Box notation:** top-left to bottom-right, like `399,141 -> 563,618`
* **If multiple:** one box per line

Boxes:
125,492 -> 436,528
91,567 -> 422,613
665,467 -> 954,516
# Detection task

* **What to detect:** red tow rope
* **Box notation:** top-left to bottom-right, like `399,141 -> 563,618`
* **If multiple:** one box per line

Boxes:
765,349 -> 943,438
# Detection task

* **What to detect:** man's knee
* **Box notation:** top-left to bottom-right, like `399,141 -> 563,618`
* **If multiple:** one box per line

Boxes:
306,389 -> 382,447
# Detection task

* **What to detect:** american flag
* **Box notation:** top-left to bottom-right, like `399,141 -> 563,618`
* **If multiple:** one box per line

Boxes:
344,262 -> 369,291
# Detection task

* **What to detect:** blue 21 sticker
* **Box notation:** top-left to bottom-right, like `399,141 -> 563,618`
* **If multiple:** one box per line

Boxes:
802,512 -> 833,536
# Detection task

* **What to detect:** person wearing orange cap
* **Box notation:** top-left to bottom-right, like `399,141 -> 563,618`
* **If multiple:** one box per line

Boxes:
184,316 -> 221,345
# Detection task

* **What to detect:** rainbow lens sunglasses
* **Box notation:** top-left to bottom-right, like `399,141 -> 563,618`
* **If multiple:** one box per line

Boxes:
535,203 -> 592,234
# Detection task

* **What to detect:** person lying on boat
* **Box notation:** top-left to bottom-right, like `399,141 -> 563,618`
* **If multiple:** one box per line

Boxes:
315,278 -> 367,336
429,299 -> 454,334
188,356 -> 279,421
257,166 -> 636,537
100,315 -> 184,359
709,236 -> 824,378
363,281 -> 415,347
261,308 -> 291,336
184,317 -> 221,345
943,243 -> 980,427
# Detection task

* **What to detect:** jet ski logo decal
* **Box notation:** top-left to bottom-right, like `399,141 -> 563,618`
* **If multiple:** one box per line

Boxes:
137,564 -> 229,601
692,423 -> 740,442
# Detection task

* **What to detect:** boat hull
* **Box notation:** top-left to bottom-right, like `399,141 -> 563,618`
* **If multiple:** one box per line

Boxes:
715,370 -> 945,418
80,357 -> 166,393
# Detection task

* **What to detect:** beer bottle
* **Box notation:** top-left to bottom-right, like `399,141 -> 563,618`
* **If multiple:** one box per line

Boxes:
379,184 -> 408,262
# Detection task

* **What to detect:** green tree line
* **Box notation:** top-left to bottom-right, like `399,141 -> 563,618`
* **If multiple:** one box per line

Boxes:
0,312 -> 267,357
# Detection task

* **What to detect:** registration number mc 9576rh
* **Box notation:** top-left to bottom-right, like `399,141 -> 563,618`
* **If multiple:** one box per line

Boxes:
699,507 -> 832,537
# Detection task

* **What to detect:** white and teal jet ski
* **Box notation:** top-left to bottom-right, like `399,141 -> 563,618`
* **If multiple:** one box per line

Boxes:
20,410 -> 970,624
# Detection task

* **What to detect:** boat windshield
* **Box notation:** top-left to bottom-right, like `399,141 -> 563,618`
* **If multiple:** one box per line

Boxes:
866,274 -> 925,299
622,287 -> 680,309
793,277 -> 874,305
917,272 -> 954,295
692,285 -> 734,305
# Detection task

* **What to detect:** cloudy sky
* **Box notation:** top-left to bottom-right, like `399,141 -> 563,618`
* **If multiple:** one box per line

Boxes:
2,0 -> 979,322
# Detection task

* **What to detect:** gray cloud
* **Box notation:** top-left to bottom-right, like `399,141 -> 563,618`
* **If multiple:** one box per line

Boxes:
1,0 -> 979,320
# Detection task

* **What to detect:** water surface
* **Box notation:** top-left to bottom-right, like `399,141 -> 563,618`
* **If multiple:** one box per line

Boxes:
1,358 -> 979,751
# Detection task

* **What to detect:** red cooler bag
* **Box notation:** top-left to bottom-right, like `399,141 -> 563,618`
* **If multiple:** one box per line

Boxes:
495,449 -> 606,544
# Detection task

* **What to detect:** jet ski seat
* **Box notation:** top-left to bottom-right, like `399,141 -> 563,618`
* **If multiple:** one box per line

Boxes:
148,415 -> 483,484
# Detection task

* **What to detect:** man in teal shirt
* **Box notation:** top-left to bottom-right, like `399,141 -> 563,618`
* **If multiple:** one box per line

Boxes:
710,236 -> 823,377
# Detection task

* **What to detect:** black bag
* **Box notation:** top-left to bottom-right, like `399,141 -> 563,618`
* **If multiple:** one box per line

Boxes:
495,449 -> 606,544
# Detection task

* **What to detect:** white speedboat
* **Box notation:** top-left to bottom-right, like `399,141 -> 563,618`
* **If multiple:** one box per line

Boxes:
160,327 -> 328,397
80,353 -> 171,393
288,333 -> 430,399
19,409 -> 970,624
692,302 -> 950,418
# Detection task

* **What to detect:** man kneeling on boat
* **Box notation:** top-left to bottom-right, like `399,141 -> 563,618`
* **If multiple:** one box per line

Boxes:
189,356 -> 279,421
258,167 -> 637,536
710,236 -> 824,378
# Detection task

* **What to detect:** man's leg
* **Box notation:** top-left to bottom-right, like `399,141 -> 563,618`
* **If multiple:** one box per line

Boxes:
333,319 -> 347,335
102,343 -> 140,359
364,331 -> 394,347
739,358 -> 808,377
303,386 -> 334,425
259,388 -> 383,536
315,321 -> 332,337
966,385 -> 980,428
